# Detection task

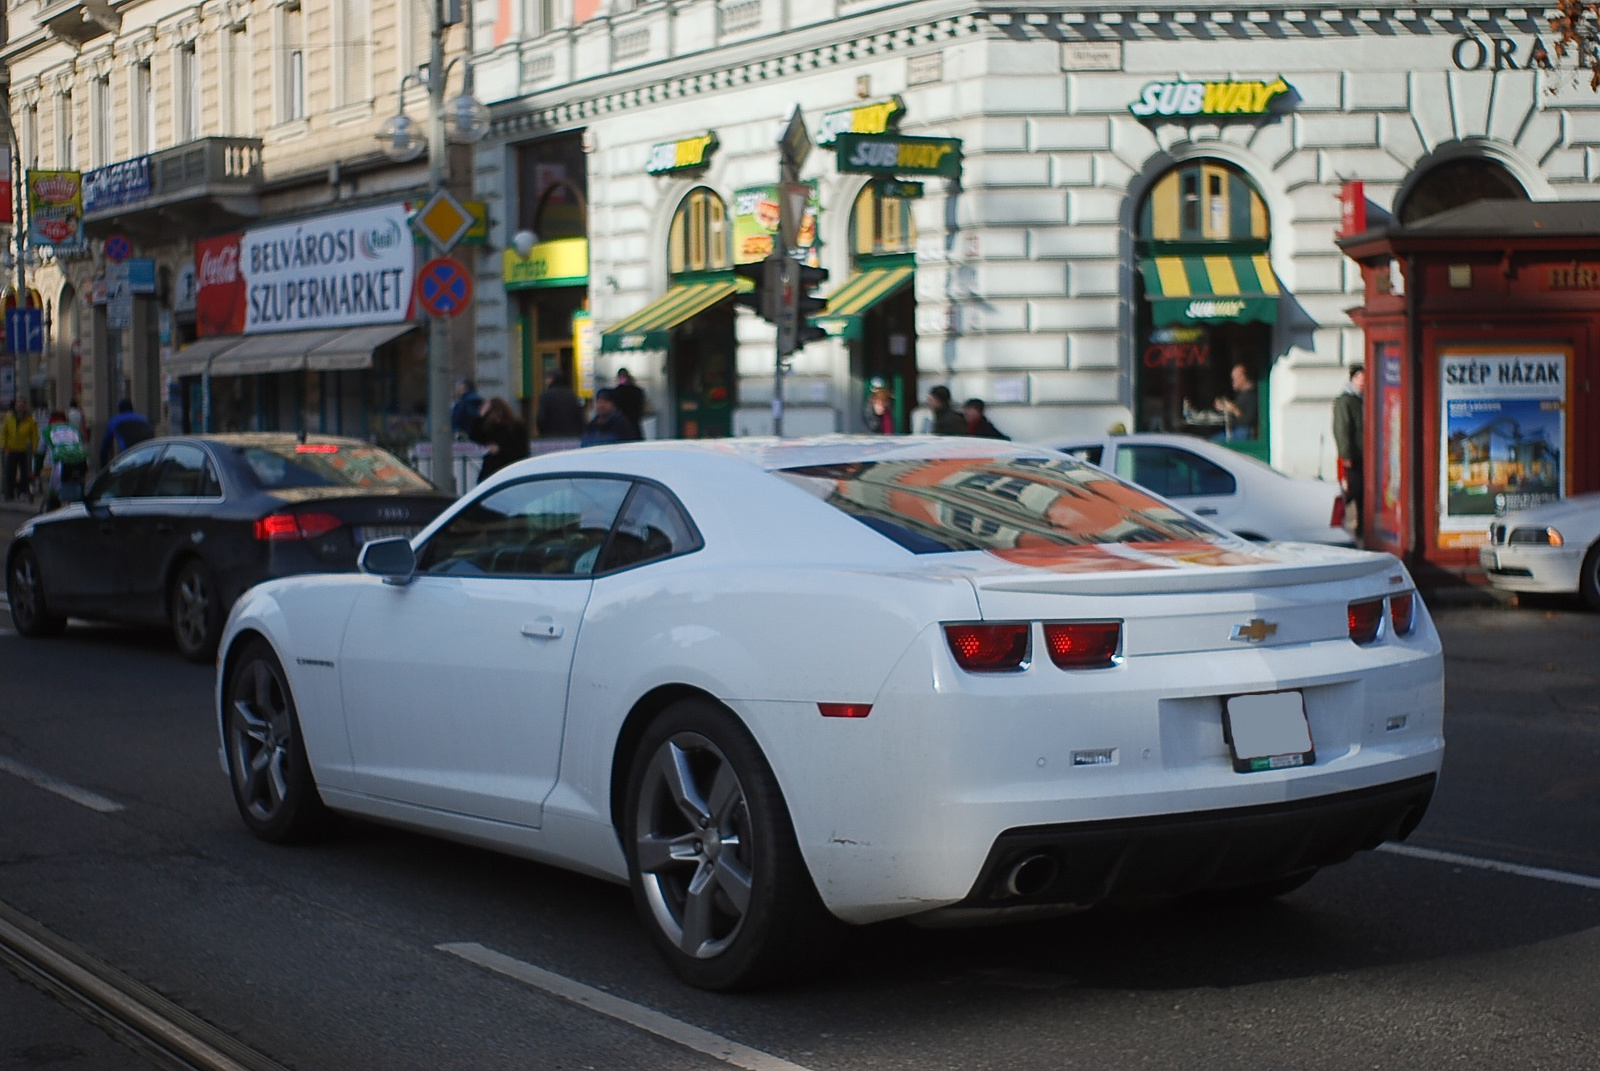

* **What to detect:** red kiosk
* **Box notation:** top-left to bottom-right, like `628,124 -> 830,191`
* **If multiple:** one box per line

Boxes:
1339,201 -> 1600,583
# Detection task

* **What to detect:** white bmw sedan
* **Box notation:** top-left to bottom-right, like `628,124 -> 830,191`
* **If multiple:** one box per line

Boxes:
216,437 -> 1443,989
1479,492 -> 1600,609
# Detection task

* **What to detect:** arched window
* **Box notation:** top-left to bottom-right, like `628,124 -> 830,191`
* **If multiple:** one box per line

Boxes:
533,180 -> 587,241
852,183 -> 917,258
1397,158 -> 1528,224
667,187 -> 730,276
1138,161 -> 1268,245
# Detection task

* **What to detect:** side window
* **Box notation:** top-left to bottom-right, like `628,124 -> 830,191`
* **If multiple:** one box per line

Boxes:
418,477 -> 631,578
150,444 -> 218,497
598,483 -> 699,572
1062,445 -> 1103,466
93,444 -> 163,500
1120,446 -> 1236,498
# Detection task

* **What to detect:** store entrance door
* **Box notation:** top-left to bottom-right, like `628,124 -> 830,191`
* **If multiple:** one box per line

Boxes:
852,284 -> 917,433
669,301 -> 736,438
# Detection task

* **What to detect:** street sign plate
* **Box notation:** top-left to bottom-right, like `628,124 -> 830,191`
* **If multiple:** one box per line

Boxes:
416,256 -> 473,318
779,106 -> 812,170
5,308 -> 43,354
413,189 -> 474,252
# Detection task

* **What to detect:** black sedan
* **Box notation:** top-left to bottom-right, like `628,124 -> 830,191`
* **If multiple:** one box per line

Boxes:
5,434 -> 452,661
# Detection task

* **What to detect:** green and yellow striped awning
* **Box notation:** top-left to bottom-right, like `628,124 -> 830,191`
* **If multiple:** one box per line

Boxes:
816,265 -> 914,340
1140,253 -> 1282,326
600,279 -> 739,352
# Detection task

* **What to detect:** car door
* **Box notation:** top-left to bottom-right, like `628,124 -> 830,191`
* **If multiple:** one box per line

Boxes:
1113,444 -> 1241,530
336,474 -> 633,828
118,443 -> 221,618
38,443 -> 164,612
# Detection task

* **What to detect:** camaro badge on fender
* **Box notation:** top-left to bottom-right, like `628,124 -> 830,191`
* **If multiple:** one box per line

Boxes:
1231,618 -> 1278,643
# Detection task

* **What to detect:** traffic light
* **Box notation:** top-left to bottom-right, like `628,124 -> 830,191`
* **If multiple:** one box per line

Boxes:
795,262 -> 829,349
733,259 -> 772,320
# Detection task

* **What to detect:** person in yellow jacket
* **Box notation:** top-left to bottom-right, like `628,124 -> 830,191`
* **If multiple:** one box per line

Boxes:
3,397 -> 40,501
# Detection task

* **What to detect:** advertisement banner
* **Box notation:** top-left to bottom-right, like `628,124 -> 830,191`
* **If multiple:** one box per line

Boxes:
241,203 -> 414,333
82,157 -> 152,215
1439,348 -> 1567,548
195,233 -> 246,337
732,183 -> 818,265
1374,345 -> 1404,545
27,170 -> 84,249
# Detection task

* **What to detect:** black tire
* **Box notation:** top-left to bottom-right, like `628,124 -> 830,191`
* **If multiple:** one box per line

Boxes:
1580,542 -> 1600,612
170,558 -> 223,663
623,698 -> 838,990
6,545 -> 67,638
223,639 -> 328,843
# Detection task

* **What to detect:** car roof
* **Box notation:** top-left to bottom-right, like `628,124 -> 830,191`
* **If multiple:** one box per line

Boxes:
565,434 -> 1058,472
181,433 -> 377,449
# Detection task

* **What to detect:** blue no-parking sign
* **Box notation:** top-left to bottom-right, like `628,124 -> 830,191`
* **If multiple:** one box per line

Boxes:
416,257 -> 473,318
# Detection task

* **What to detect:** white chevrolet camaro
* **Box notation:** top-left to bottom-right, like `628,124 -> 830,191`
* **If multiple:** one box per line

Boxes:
215,437 -> 1444,989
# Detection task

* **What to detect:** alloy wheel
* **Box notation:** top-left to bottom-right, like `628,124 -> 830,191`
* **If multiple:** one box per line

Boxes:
228,658 -> 295,824
174,566 -> 212,653
633,732 -> 756,960
8,554 -> 39,629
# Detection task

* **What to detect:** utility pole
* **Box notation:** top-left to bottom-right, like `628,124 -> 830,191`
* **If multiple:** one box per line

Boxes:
425,0 -> 456,494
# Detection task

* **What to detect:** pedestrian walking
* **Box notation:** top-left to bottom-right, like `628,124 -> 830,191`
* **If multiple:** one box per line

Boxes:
99,399 -> 154,466
468,397 -> 531,483
927,385 -> 966,435
862,378 -> 896,434
450,379 -> 484,437
612,368 -> 647,430
1332,363 -> 1366,533
38,410 -> 88,510
962,398 -> 1010,440
1213,363 -> 1259,441
580,388 -> 642,446
536,373 -> 585,438
2,397 -> 39,501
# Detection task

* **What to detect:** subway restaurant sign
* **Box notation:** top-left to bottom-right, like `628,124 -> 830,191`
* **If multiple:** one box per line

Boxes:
1129,77 -> 1292,120
834,133 -> 963,178
644,133 -> 718,174
503,237 -> 589,290
816,97 -> 905,145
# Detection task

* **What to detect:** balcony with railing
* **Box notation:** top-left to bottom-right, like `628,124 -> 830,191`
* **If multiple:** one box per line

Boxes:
81,136 -> 264,235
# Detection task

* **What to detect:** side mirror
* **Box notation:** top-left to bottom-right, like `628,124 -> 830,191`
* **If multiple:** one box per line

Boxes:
358,537 -> 417,586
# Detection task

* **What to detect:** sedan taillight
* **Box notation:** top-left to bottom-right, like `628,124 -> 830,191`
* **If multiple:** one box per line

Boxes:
1042,621 -> 1121,669
944,623 -> 1030,672
1390,592 -> 1415,636
1348,598 -> 1385,644
255,512 -> 343,541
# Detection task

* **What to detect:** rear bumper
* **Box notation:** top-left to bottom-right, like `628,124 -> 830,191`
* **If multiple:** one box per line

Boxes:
953,772 -> 1435,911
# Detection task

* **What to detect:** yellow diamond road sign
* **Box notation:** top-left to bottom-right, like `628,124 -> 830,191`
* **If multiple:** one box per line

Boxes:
414,189 -> 473,252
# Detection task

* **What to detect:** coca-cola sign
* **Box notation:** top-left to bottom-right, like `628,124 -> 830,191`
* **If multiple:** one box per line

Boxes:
195,233 -> 246,336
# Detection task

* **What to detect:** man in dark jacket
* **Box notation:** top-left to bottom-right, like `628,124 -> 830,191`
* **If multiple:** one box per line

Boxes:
927,385 -> 966,435
99,399 -> 153,465
1332,363 -> 1365,530
580,388 -> 641,446
450,379 -> 483,437
535,373 -> 585,438
612,368 -> 646,430
962,398 -> 1009,439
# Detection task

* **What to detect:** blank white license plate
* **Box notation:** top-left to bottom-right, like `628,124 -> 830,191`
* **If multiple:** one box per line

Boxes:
1224,691 -> 1315,773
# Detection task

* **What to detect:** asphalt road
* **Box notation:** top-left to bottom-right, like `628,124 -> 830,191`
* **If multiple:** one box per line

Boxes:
2,518 -> 1596,1068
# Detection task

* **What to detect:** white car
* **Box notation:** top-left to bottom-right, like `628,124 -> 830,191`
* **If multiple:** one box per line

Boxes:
1038,432 -> 1352,545
215,437 -> 1443,990
1478,492 -> 1600,609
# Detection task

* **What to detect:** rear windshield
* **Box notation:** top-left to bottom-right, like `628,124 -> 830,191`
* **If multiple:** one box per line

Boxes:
236,443 -> 432,491
776,456 -> 1221,553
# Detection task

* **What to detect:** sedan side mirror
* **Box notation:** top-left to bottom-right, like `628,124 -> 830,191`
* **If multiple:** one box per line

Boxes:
358,537 -> 417,586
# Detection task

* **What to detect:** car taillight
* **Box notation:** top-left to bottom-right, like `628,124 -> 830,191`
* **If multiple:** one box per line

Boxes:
1390,592 -> 1415,636
1042,621 -> 1121,669
1331,496 -> 1346,528
944,623 -> 1030,672
294,443 -> 340,454
1348,598 -> 1384,644
255,511 -> 344,541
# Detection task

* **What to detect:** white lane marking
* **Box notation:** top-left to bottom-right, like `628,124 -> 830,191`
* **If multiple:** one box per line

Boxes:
438,942 -> 818,1071
1379,842 -> 1600,891
0,756 -> 126,814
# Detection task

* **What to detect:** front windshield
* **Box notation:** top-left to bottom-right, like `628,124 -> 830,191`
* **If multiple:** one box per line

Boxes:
777,455 -> 1222,554
237,443 -> 432,491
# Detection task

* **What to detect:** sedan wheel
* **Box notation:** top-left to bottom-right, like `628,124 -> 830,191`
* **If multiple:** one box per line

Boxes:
1580,543 -> 1600,612
5,547 -> 67,637
625,699 -> 836,990
170,559 -> 222,662
224,641 -> 327,843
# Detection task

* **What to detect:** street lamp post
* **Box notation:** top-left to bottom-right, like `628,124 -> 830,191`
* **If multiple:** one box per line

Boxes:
378,0 -> 489,496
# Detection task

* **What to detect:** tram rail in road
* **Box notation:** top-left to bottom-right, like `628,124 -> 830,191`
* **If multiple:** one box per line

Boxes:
0,898 -> 292,1071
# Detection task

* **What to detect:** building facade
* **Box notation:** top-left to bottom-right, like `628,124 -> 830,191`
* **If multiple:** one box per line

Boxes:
467,1 -> 1600,482
2,0 -> 474,453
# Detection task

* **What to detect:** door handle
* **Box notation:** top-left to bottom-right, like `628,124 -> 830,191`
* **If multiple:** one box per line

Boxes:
521,618 -> 563,640
1194,507 -> 1219,516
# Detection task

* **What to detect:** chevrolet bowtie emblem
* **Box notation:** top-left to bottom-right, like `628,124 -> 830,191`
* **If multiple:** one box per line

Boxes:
1231,618 -> 1278,643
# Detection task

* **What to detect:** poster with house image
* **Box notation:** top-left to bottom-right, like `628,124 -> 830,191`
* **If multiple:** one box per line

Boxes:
1439,349 -> 1566,547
